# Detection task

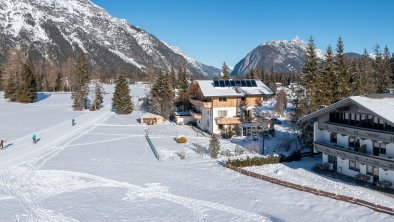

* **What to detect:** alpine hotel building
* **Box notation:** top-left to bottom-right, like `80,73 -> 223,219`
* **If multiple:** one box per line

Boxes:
301,94 -> 394,188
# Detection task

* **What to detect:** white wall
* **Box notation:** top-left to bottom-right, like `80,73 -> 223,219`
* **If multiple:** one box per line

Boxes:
379,169 -> 394,189
385,144 -> 394,158
212,107 -> 237,134
337,134 -> 348,148
314,122 -> 323,142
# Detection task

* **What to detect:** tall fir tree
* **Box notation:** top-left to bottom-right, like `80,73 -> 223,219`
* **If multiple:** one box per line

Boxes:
71,52 -> 90,110
382,46 -> 392,90
353,49 -> 374,95
112,72 -> 133,114
90,79 -> 104,111
321,45 -> 337,105
372,44 -> 391,93
176,66 -> 191,111
169,67 -> 177,90
19,56 -> 37,103
391,53 -> 394,85
301,36 -> 321,113
334,37 -> 351,99
221,62 -> 229,80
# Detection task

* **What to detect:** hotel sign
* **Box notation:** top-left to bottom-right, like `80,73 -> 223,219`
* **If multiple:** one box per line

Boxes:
314,142 -> 394,170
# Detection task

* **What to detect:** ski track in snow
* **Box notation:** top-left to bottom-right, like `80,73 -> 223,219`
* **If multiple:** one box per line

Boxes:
0,111 -> 269,222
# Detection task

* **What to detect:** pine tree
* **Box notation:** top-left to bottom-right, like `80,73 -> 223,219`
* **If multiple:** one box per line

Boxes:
169,67 -> 177,90
19,56 -> 37,103
177,67 -> 189,92
209,134 -> 220,159
3,49 -> 24,101
321,45 -> 337,104
221,62 -> 229,80
335,37 -> 351,99
90,79 -> 104,111
150,71 -> 165,115
112,72 -> 133,114
175,66 -> 191,112
301,36 -> 321,112
71,52 -> 90,110
4,77 -> 17,101
353,49 -> 374,95
391,53 -> 394,85
372,44 -> 390,93
382,46 -> 392,90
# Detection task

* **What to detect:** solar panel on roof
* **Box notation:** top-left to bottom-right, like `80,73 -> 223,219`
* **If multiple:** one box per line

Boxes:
213,80 -> 219,87
230,80 -> 236,86
219,80 -> 225,87
241,80 -> 247,86
251,80 -> 257,87
224,80 -> 230,87
246,80 -> 252,87
235,80 -> 241,86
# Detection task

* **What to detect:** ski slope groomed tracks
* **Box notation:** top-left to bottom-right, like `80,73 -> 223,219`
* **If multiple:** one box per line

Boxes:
0,109 -> 113,171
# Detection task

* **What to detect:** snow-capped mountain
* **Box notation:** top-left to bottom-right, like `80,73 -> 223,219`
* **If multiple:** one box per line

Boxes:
231,36 -> 324,76
0,0 -> 220,77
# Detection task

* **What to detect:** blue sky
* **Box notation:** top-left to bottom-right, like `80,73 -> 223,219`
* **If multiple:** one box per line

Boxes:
91,0 -> 394,68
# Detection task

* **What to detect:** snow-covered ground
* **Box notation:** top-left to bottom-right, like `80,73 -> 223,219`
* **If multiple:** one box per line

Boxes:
0,85 -> 392,221
245,156 -> 394,208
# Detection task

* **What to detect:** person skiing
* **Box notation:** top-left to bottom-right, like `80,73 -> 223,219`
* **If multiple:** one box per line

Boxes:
32,134 -> 37,144
0,139 -> 4,149
72,118 -> 76,126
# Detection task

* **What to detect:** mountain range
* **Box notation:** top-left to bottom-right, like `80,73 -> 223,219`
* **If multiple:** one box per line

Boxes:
0,0 -> 220,77
231,36 -> 363,76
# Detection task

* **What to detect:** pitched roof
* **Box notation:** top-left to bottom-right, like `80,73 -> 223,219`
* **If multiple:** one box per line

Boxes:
299,94 -> 394,125
194,80 -> 274,97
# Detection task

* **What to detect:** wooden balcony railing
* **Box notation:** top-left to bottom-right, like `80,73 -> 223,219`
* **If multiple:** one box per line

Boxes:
215,117 -> 242,125
189,98 -> 212,109
314,142 -> 394,170
319,122 -> 394,144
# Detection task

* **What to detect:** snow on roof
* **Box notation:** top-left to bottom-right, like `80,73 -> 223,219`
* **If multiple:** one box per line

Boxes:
350,95 -> 394,123
195,80 -> 274,97
300,94 -> 394,124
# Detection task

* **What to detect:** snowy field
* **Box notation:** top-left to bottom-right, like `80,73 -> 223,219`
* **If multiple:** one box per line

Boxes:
0,85 -> 393,221
245,156 -> 394,208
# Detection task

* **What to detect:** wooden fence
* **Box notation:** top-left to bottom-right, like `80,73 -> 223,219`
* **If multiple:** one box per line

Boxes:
223,164 -> 394,216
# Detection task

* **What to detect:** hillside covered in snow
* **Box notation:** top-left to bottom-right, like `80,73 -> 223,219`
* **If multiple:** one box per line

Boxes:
0,0 -> 220,77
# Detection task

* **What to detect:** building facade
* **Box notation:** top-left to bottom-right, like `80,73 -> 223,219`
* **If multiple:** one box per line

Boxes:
300,95 -> 394,188
187,79 -> 273,135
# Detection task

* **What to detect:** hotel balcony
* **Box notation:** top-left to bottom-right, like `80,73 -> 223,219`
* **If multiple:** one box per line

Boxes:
314,141 -> 394,170
215,117 -> 242,125
318,122 -> 394,144
189,98 -> 212,109
190,111 -> 202,120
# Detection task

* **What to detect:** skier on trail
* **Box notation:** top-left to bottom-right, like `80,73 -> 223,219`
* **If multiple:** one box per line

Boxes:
0,139 -> 4,149
32,134 -> 37,144
72,118 -> 76,126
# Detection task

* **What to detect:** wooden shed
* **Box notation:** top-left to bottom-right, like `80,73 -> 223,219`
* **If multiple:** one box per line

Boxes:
141,114 -> 164,125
